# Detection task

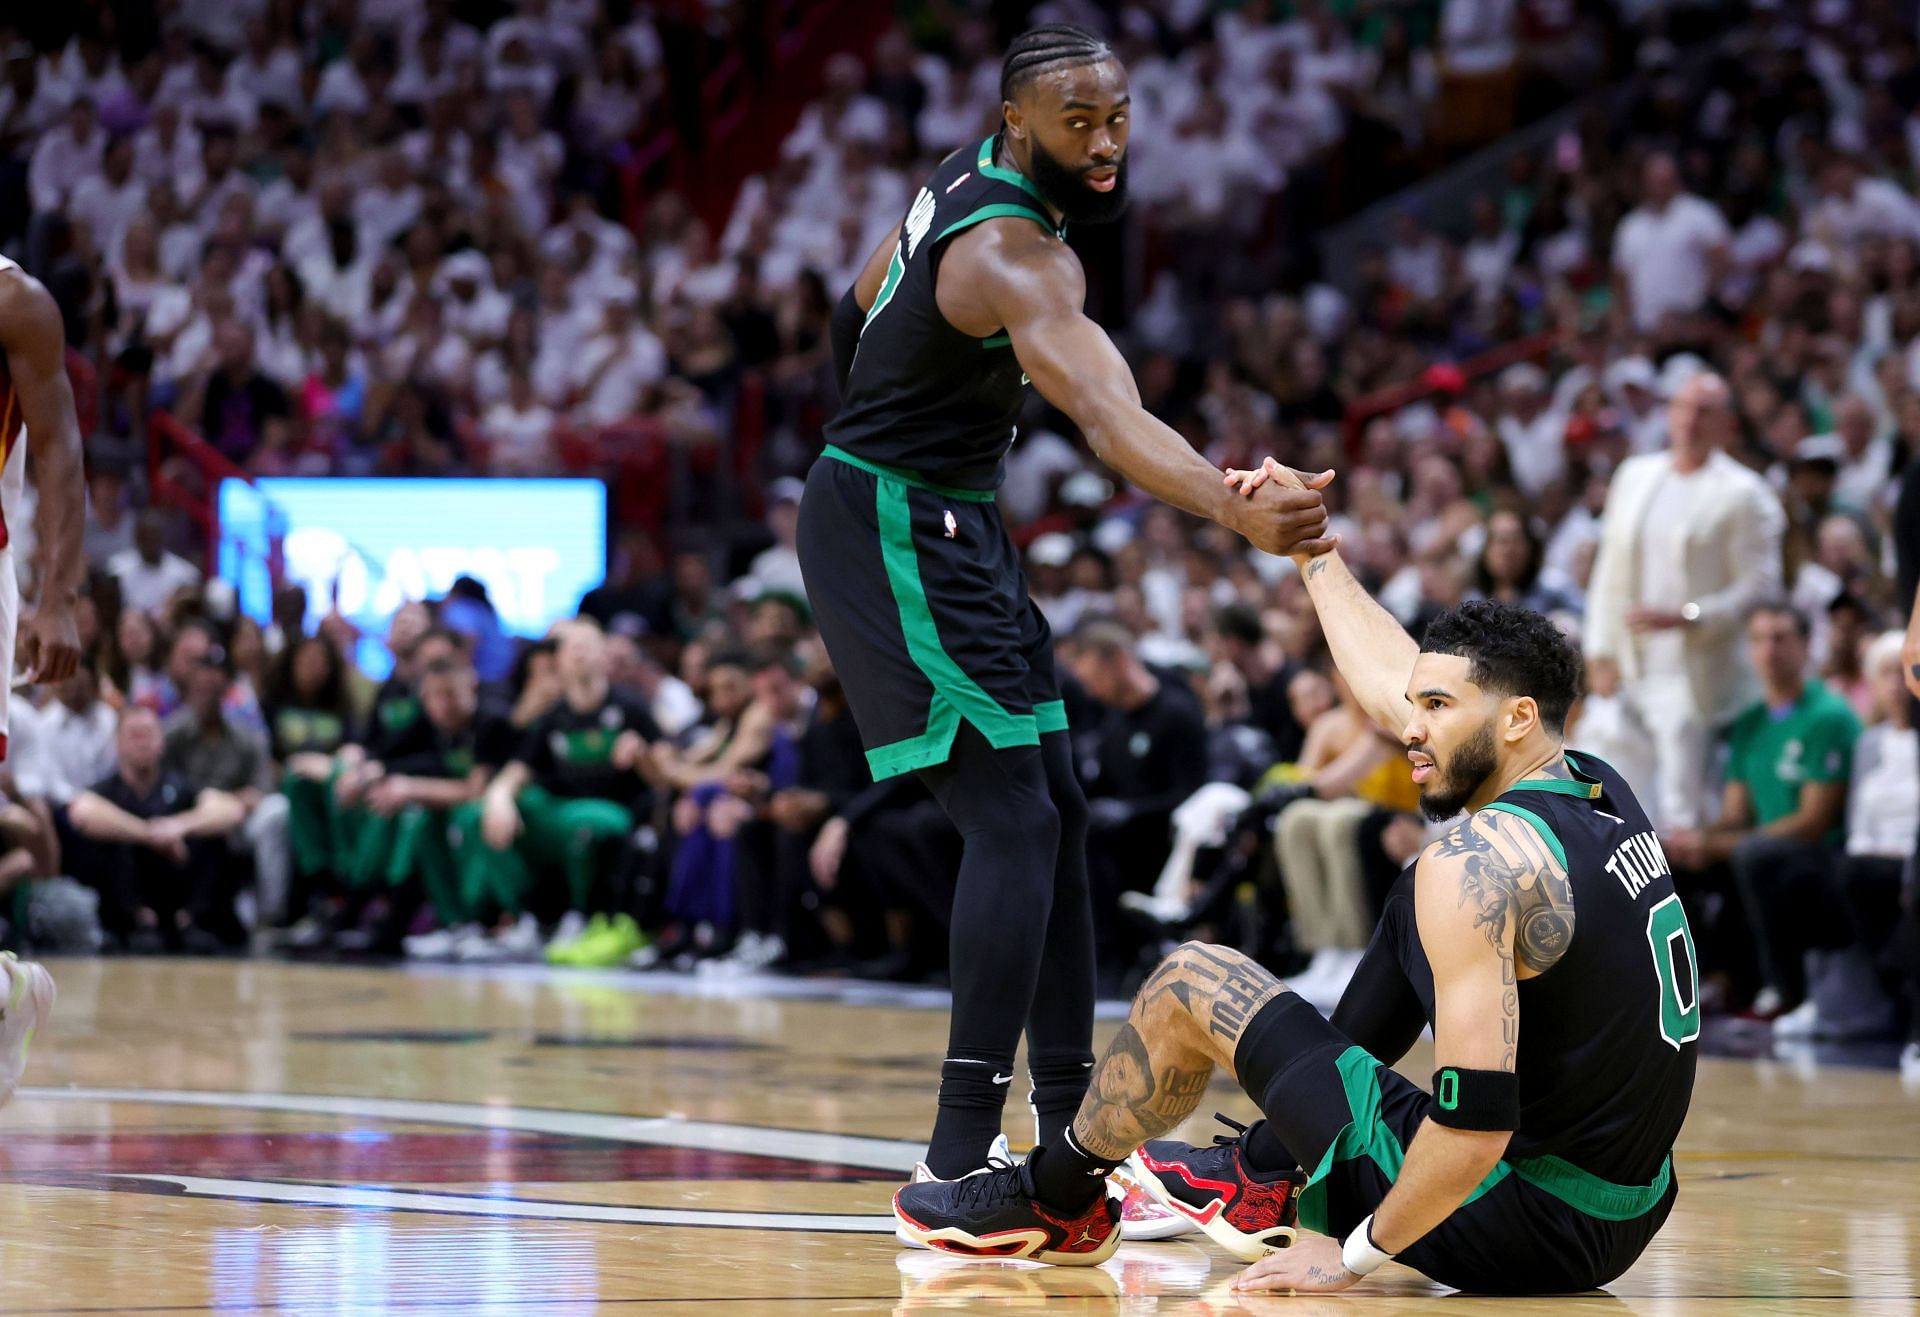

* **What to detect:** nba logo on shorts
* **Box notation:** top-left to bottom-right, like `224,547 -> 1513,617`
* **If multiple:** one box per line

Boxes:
943,510 -> 957,539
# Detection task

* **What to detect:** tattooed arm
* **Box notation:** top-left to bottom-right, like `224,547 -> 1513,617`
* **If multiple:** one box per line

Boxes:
1291,548 -> 1419,735
1366,811 -> 1571,1256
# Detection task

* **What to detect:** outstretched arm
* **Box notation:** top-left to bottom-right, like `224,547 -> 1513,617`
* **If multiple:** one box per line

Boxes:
0,272 -> 84,684
963,225 -> 1334,557
1228,459 -> 1416,734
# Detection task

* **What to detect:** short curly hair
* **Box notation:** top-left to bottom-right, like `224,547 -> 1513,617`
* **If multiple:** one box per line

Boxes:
1420,599 -> 1584,734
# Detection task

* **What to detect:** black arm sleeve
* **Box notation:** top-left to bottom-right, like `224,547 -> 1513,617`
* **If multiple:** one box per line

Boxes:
1330,866 -> 1433,1065
830,286 -> 863,398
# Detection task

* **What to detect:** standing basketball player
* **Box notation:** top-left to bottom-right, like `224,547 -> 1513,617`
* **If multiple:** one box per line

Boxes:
0,256 -> 90,1110
897,477 -> 1698,1282
798,24 -> 1333,1210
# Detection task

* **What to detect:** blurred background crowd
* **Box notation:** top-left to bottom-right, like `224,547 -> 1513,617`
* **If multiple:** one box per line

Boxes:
0,0 -> 1917,1075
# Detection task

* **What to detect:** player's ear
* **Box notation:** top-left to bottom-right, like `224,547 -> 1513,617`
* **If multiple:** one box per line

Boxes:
1505,695 -> 1539,744
1002,102 -> 1024,142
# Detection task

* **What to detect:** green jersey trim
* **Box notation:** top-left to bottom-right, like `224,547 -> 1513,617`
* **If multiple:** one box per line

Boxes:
1035,699 -> 1069,734
860,248 -> 905,336
1296,1045 -> 1675,1235
935,201 -> 1058,246
822,445 -> 996,501
976,134 -> 1052,209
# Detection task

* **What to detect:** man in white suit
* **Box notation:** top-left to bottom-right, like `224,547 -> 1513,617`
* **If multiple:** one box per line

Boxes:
1583,372 -> 1786,829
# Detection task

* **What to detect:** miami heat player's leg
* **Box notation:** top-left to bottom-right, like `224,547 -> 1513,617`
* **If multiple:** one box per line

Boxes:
0,255 -> 92,1109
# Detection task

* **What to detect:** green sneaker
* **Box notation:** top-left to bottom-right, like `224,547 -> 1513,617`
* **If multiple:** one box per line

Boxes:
0,951 -> 55,1110
569,914 -> 645,968
546,913 -> 607,966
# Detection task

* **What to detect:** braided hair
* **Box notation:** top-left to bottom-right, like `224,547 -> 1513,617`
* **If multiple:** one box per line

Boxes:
999,24 -> 1114,103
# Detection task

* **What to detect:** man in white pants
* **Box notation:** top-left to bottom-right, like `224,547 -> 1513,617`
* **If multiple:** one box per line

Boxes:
0,255 -> 91,1109
1582,372 -> 1785,829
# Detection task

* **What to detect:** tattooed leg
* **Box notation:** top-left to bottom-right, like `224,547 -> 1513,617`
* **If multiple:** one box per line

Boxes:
1071,941 -> 1289,1160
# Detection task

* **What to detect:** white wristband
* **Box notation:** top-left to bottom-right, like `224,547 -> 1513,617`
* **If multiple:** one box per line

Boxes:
1341,1214 -> 1393,1277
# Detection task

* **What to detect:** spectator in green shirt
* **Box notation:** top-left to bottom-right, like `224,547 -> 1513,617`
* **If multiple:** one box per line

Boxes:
1666,603 -> 1862,1016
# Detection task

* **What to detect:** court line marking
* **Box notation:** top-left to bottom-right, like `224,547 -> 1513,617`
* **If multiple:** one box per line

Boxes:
17,1087 -> 923,1172
94,1173 -> 897,1233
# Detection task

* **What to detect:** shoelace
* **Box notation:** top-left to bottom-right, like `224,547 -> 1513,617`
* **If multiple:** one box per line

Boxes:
1210,1112 -> 1251,1148
954,1153 -> 1029,1208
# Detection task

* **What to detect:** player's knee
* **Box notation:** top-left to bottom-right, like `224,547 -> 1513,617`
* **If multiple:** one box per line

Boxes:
1049,773 -> 1087,846
995,785 -> 1060,854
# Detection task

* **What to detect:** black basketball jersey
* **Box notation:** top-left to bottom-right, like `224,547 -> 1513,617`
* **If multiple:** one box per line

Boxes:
1479,750 -> 1699,1185
824,133 -> 1066,493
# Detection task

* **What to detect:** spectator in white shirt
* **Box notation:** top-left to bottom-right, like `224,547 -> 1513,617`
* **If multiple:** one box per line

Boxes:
435,251 -> 513,345
66,133 -> 146,253
1604,356 -> 1669,454
110,512 -> 207,616
383,295 -> 475,396
574,295 -> 668,425
172,40 -> 257,131
133,101 -> 202,193
1611,152 -> 1730,334
1242,47 -> 1342,173
1494,362 -> 1567,496
479,370 -> 557,475
1387,210 -> 1449,303
781,53 -> 889,175
353,149 -> 424,252
296,214 -> 373,324
47,32 -> 128,107
183,125 -> 257,234
1439,0 -> 1517,75
29,96 -> 104,217
1460,193 -> 1519,308
226,18 -> 304,112
11,663 -> 119,806
0,53 -> 69,154
1807,156 -> 1920,254
1816,393 -> 1896,514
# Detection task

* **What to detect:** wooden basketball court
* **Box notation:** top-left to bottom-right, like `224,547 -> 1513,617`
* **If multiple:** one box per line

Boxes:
2,956 -> 1916,1314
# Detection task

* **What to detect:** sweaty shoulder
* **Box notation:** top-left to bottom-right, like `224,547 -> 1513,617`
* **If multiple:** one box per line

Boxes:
940,218 -> 1082,335
1420,808 -> 1576,977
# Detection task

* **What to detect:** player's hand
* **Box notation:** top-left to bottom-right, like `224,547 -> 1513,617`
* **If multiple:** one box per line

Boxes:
1626,606 -> 1686,634
18,597 -> 81,686
1663,828 -> 1705,870
810,816 -> 849,890
366,777 -> 411,816
611,730 -> 645,771
480,793 -> 522,850
1586,656 -> 1621,698
1220,459 -> 1337,559
1231,1234 -> 1362,1294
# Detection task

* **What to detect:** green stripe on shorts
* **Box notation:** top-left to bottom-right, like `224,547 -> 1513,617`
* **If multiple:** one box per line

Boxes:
1296,1045 -> 1673,1234
867,475 -> 1037,779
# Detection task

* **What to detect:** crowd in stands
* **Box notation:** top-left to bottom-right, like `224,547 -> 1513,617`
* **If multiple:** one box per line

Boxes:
0,0 -> 1917,1082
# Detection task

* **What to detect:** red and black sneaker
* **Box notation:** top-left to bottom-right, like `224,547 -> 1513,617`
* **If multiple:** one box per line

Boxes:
892,1154 -> 1121,1266
1126,1114 -> 1306,1262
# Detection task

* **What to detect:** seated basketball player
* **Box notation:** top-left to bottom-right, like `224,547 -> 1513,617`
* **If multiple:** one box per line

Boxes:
896,469 -> 1697,1293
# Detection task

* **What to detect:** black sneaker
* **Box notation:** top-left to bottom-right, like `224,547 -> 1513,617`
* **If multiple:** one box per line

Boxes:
893,1153 -> 1121,1266
1126,1114 -> 1306,1261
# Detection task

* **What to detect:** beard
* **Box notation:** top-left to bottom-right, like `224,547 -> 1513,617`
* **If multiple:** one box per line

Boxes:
1418,719 -> 1500,822
1026,135 -> 1130,226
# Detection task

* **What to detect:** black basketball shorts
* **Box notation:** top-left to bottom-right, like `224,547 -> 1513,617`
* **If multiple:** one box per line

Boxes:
1234,993 -> 1678,1294
796,446 -> 1064,781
